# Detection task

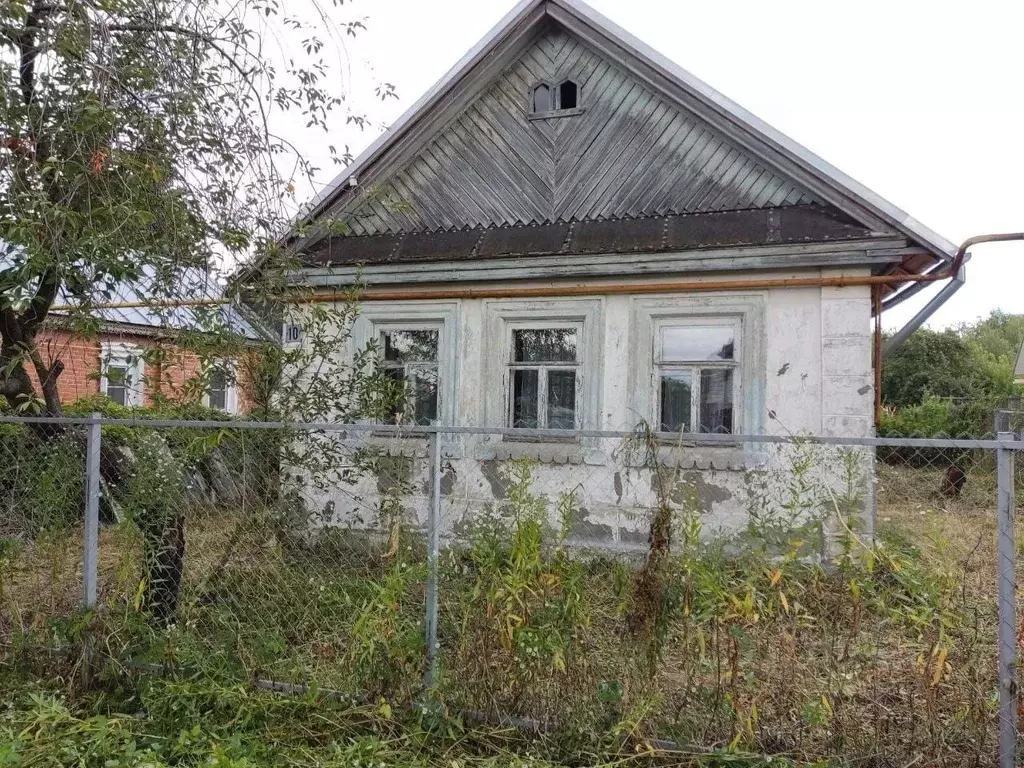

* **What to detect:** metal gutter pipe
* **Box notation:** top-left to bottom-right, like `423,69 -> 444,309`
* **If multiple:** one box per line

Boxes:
882,263 -> 967,358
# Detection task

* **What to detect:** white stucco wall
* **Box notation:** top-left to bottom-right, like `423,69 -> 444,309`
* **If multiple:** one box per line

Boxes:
288,268 -> 877,549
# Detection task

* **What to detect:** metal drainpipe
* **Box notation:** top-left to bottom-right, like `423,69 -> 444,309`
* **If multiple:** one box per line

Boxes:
882,231 -> 1024,359
882,262 -> 967,358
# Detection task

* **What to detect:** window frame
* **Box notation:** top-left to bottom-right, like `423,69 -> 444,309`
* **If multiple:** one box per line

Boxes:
505,323 -> 583,431
351,302 -> 459,430
654,319 -> 741,435
528,79 -> 586,120
377,324 -> 442,426
628,295 -> 766,439
99,341 -> 145,407
484,299 -> 602,440
202,359 -> 239,414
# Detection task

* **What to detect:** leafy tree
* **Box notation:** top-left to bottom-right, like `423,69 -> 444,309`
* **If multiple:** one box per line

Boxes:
0,0 -> 407,625
881,329 -> 991,408
0,0 -> 392,417
881,312 -> 1024,437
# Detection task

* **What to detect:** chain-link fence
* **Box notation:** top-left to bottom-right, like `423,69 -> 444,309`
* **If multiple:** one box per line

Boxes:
1,415 -> 1021,766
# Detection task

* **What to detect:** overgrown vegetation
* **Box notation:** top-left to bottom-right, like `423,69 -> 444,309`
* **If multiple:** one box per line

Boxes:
881,310 -> 1024,437
2,425 -> 1012,766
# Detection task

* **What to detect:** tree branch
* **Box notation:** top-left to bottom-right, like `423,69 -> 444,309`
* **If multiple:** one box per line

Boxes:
18,266 -> 60,331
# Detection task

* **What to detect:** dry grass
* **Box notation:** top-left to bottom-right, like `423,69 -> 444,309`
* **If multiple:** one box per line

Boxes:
3,459 -> 1022,766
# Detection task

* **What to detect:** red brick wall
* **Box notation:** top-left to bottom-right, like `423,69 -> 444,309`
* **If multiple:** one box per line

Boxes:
32,329 -> 102,402
30,329 -> 255,412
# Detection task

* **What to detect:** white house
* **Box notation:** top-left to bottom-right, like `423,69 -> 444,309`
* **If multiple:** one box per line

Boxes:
282,0 -> 958,546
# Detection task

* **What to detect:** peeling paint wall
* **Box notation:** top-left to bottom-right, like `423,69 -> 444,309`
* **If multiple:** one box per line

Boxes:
292,269 -> 876,546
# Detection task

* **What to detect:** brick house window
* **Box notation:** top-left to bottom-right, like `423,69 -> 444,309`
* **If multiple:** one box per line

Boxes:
100,342 -> 145,407
203,360 -> 238,414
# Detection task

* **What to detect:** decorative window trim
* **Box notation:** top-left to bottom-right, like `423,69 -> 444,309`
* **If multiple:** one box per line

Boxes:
202,359 -> 239,414
483,298 -> 603,437
629,294 -> 766,438
99,341 -> 146,407
351,301 -> 459,428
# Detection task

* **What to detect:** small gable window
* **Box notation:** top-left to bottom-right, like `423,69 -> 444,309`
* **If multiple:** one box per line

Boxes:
530,79 -> 582,118
532,84 -> 552,114
558,80 -> 578,109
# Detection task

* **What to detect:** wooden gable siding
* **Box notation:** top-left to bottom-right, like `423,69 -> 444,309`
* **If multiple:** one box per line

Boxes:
343,24 -> 824,236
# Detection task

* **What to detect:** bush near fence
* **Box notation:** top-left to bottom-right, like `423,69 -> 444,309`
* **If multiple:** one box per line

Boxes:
1,417 -> 1021,767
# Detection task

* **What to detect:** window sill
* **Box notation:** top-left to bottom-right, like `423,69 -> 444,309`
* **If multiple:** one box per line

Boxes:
528,107 -> 586,121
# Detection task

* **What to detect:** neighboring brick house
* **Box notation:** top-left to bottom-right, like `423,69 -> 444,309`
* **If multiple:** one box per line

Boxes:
31,267 -> 264,413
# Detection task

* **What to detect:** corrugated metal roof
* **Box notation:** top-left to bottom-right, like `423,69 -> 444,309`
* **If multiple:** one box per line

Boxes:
291,0 -> 956,275
0,246 -> 262,340
67,266 -> 264,340
303,205 -> 874,267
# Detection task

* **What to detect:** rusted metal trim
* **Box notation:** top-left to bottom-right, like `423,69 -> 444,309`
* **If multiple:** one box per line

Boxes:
307,271 -> 951,304
873,285 -> 883,427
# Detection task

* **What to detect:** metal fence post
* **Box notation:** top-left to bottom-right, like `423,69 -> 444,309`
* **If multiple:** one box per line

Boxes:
83,412 -> 101,608
82,412 -> 102,683
424,429 -> 442,689
996,431 -> 1018,768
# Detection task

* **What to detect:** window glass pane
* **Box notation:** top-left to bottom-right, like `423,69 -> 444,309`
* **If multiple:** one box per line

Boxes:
546,370 -> 576,429
662,326 -> 735,362
209,388 -> 227,411
411,368 -> 439,425
107,365 -> 129,385
383,366 -> 406,423
659,370 -> 692,432
513,328 -> 577,363
208,369 -> 227,410
107,383 -> 127,406
383,330 -> 439,364
532,84 -> 550,113
700,369 -> 734,434
558,81 -> 578,109
512,369 -> 539,428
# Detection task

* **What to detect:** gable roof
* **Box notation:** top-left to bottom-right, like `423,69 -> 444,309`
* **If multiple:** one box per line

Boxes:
292,0 -> 956,279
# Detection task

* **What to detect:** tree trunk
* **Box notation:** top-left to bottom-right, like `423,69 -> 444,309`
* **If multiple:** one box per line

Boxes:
143,512 -> 186,627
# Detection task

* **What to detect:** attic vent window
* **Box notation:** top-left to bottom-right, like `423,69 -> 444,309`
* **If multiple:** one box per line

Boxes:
529,80 -> 584,119
532,83 -> 551,114
558,80 -> 577,109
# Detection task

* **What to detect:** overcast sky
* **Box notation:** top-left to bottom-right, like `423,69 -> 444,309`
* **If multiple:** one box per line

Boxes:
291,0 -> 1024,332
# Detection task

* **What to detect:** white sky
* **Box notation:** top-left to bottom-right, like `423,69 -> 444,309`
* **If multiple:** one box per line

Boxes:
289,0 -> 1024,332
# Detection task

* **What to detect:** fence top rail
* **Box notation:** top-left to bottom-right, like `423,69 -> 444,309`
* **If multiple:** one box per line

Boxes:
0,414 -> 1021,450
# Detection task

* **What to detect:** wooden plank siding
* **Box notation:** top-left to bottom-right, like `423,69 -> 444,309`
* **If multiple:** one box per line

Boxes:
342,23 -> 823,236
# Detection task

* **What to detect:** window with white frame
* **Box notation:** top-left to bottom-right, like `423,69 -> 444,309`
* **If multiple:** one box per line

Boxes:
100,343 -> 145,407
508,327 -> 579,429
380,328 -> 440,425
656,323 -> 739,434
203,360 -> 238,414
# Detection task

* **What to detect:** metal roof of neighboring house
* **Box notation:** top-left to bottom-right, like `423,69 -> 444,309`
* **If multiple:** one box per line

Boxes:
292,0 -> 957,275
0,244 -> 264,340
55,265 -> 265,341
1016,340 -> 1024,384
